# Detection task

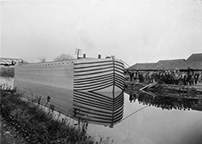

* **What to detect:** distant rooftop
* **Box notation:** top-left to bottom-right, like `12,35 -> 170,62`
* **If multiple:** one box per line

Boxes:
157,59 -> 185,63
0,58 -> 27,66
186,53 -> 202,62
128,53 -> 202,71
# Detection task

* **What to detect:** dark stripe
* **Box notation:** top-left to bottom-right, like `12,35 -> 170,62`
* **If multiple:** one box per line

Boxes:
114,111 -> 124,119
73,95 -> 113,111
74,60 -> 113,65
74,76 -> 112,86
114,105 -> 124,112
114,97 -> 124,107
73,94 -> 112,107
114,110 -> 124,118
74,78 -> 113,89
113,119 -> 122,124
74,63 -> 113,69
74,91 -> 113,105
79,118 -> 112,125
74,90 -> 113,103
115,82 -> 124,90
73,109 -> 113,121
114,68 -> 124,75
115,65 -> 124,72
114,93 -> 124,102
88,83 -> 113,92
115,80 -> 124,87
114,60 -> 124,67
114,109 -> 124,119
74,73 -> 113,83
114,65 -> 124,72
74,69 -> 112,77
73,100 -> 112,111
73,104 -> 113,115
114,83 -> 124,90
72,111 -> 123,121
75,82 -> 112,91
73,96 -> 113,110
74,115 -> 113,124
74,90 -> 113,102
113,115 -> 123,123
114,100 -> 124,110
114,95 -> 124,106
74,66 -> 113,73
115,76 -> 124,85
74,92 -> 112,104
73,98 -> 113,111
114,92 -> 124,101
115,74 -> 124,81
73,94 -> 113,109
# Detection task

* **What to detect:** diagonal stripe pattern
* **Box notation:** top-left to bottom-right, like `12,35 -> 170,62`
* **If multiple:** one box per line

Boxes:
73,59 -> 124,126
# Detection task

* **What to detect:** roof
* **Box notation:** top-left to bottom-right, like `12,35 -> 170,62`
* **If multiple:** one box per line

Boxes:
186,53 -> 202,62
0,58 -> 27,66
128,54 -> 202,71
129,63 -> 156,70
157,59 -> 185,63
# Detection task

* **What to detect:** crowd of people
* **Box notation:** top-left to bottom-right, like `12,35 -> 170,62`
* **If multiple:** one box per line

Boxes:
125,68 -> 202,85
128,91 -> 200,111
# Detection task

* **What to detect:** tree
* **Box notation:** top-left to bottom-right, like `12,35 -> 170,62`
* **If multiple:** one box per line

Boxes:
37,57 -> 46,63
54,54 -> 74,62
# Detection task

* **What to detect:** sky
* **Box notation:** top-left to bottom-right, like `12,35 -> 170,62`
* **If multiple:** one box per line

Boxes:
1,0 -> 202,66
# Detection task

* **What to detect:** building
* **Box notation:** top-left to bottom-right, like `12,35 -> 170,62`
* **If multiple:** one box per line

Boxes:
0,58 -> 27,66
128,53 -> 202,71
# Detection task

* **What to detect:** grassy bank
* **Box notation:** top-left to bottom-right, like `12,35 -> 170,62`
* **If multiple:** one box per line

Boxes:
0,90 -> 94,144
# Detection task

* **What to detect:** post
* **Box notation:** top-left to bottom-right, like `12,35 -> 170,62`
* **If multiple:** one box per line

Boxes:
111,56 -> 115,128
78,118 -> 81,131
75,49 -> 81,59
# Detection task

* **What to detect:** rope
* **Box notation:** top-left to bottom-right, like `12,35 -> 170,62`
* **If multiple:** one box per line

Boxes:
121,106 -> 149,122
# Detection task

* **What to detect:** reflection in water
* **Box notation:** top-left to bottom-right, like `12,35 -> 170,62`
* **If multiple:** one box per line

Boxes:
128,90 -> 202,111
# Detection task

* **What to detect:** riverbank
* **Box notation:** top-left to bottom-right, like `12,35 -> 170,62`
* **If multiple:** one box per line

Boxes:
0,116 -> 26,144
0,90 -> 94,144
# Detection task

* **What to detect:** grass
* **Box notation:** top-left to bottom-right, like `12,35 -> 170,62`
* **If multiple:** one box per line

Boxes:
0,89 -> 94,144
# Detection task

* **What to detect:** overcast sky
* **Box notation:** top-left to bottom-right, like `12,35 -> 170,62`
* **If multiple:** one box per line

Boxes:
1,0 -> 202,65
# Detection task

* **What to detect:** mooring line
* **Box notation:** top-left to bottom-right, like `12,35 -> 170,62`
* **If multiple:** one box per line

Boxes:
121,106 -> 149,122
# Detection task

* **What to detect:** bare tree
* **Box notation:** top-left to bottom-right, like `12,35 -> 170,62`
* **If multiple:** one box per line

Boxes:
54,54 -> 74,61
37,57 -> 46,63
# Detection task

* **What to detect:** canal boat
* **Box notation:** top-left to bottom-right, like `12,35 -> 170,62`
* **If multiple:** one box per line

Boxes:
14,57 -> 125,127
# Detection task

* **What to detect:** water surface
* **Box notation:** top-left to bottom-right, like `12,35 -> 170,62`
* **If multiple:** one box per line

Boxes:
88,93 -> 202,144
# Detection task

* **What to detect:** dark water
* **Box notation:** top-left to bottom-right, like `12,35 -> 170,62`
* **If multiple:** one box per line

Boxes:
88,91 -> 202,144
128,90 -> 202,111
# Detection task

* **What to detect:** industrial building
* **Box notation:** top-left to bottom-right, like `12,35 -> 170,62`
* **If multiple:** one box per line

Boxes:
128,53 -> 202,71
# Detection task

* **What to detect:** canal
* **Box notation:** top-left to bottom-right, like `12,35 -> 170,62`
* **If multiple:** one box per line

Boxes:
87,92 -> 202,144
1,76 -> 202,144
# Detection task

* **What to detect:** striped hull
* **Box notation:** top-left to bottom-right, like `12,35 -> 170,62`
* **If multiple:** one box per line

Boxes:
15,58 -> 124,127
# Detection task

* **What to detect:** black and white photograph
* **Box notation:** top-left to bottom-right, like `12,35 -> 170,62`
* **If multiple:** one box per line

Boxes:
1,0 -> 202,144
